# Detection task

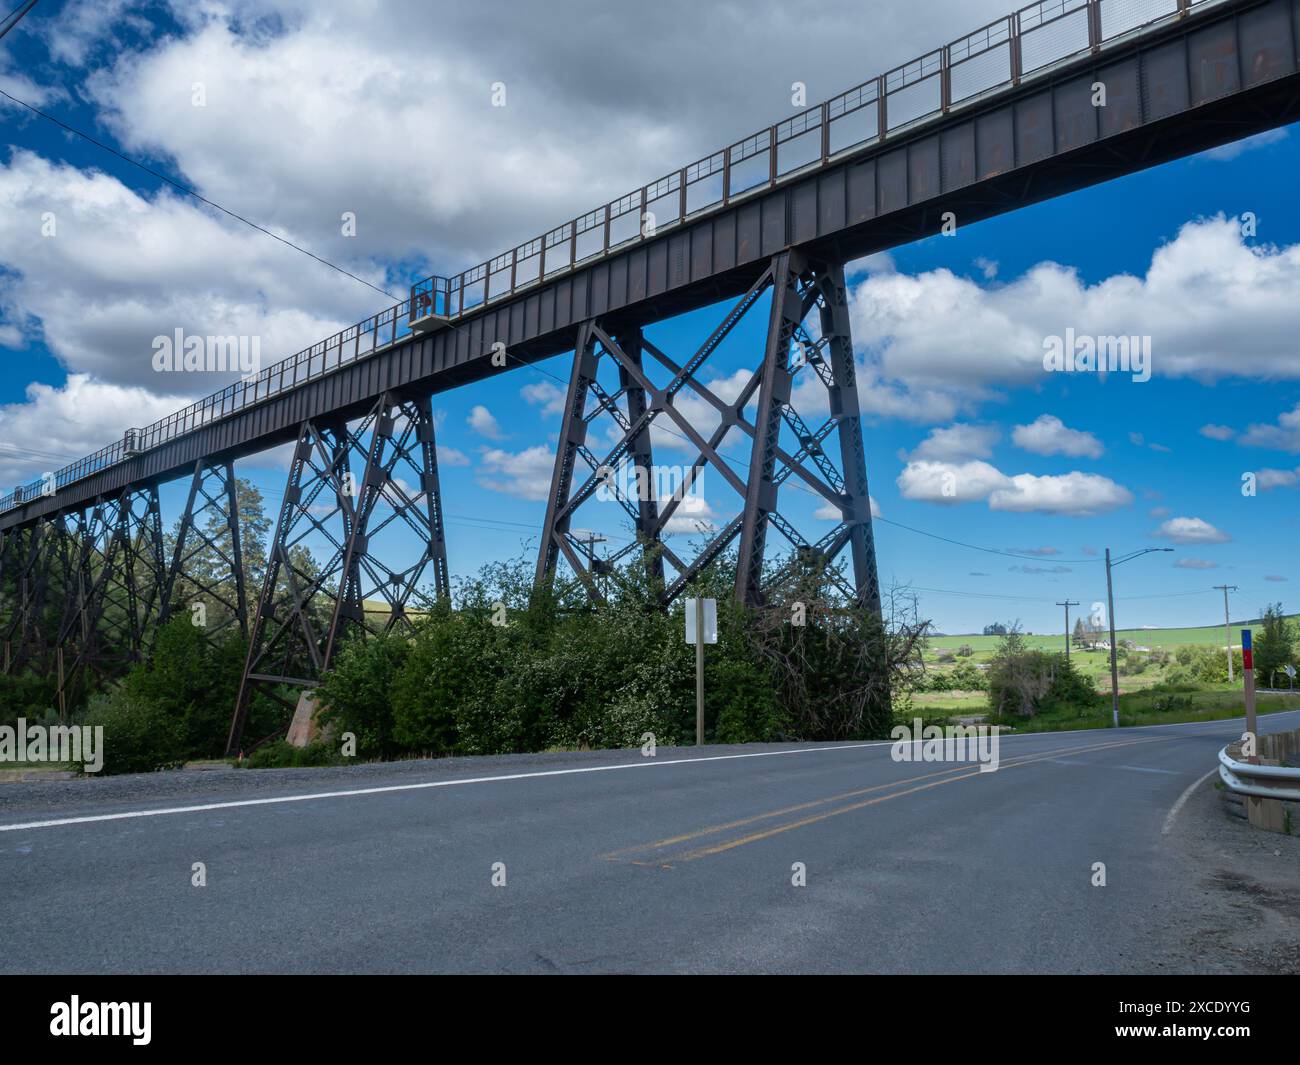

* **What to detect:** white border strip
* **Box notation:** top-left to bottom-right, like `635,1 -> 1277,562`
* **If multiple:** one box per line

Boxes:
4,708 -> 1297,835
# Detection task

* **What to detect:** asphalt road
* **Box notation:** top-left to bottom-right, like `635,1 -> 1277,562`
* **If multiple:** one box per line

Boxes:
2,710 -> 1297,974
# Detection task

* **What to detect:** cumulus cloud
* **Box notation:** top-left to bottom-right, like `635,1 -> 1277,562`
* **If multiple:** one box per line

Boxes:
1012,414 -> 1103,459
0,374 -> 185,485
437,445 -> 470,467
1240,403 -> 1300,453
896,459 -> 1131,515
1255,467 -> 1300,490
815,496 -> 882,520
908,423 -> 998,462
0,151 -> 371,395
467,404 -> 505,440
521,381 -> 567,417
988,472 -> 1132,515
847,218 -> 1300,420
476,444 -> 554,501
1199,423 -> 1235,441
1153,516 -> 1230,544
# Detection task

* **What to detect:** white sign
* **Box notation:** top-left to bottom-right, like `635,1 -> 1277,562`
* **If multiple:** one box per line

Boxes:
683,598 -> 717,645
1285,665 -> 1297,679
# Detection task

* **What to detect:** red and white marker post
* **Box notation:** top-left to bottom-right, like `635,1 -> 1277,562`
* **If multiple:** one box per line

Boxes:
1241,628 -> 1258,765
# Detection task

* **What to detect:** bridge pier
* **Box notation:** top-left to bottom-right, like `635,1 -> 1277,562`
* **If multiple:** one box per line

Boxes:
159,458 -> 250,642
227,392 -> 449,755
54,486 -> 167,717
534,250 -> 881,613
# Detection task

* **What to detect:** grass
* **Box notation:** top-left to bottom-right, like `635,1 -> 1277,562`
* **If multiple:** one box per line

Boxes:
928,615 -> 1298,657
920,689 -> 1300,733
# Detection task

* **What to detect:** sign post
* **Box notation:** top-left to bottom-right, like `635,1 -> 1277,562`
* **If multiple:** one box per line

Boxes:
684,598 -> 717,747
1241,628 -> 1257,765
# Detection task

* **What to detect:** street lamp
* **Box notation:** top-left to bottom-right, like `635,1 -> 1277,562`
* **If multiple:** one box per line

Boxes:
1105,547 -> 1174,727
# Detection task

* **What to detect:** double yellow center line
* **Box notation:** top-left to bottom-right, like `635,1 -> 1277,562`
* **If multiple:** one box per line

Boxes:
603,735 -> 1170,866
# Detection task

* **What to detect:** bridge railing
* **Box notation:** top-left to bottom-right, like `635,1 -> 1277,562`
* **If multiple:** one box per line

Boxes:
0,0 -> 1231,517
416,0 -> 1214,320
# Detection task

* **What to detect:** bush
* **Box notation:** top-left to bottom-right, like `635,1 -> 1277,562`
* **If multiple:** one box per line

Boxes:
986,628 -> 1094,718
242,740 -> 339,769
316,628 -> 411,759
0,673 -> 56,727
79,691 -> 185,774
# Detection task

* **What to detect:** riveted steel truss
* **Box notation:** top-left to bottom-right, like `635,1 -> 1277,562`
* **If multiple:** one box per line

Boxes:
226,392 -> 449,754
1,520 -> 63,675
535,249 -> 881,612
159,458 -> 250,643
53,486 -> 167,716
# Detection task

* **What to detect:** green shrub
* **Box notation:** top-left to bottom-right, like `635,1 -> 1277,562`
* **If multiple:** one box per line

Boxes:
242,740 -> 339,768
0,673 -> 56,727
78,691 -> 185,775
316,628 -> 411,758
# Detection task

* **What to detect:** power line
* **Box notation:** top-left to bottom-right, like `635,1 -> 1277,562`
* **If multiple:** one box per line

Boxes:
872,514 -> 1104,563
0,0 -> 38,43
0,85 -> 398,302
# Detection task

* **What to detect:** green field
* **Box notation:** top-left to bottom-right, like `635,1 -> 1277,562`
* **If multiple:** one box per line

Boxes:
928,616 -> 1298,656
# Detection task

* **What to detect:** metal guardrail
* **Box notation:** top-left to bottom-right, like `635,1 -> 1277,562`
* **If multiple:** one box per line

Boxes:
0,0 -> 1232,517
1218,744 -> 1300,802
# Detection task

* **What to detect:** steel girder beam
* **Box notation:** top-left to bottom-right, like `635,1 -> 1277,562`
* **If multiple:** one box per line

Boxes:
227,393 -> 449,755
533,249 -> 882,612
159,459 -> 250,643
54,485 -> 166,716
0,522 -> 60,674
324,392 -> 450,664
535,322 -> 665,600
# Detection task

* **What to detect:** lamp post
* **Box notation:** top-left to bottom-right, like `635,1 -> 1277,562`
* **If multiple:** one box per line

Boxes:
1105,547 -> 1174,727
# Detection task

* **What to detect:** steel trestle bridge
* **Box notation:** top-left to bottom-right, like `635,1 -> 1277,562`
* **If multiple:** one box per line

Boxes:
2,0 -> 1298,750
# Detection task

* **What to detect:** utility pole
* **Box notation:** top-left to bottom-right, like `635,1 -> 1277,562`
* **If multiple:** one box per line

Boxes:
573,530 -> 607,593
1105,547 -> 1174,727
1213,584 -> 1238,682
1056,599 -> 1079,660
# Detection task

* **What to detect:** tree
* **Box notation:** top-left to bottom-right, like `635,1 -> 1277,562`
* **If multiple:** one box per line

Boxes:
983,622 -> 1009,636
1253,603 -> 1296,687
1072,616 -> 1087,648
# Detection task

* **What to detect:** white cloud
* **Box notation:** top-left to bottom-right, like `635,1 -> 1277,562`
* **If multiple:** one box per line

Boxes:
1202,128 -> 1287,162
1174,558 -> 1218,570
0,374 -> 185,485
897,460 -> 1009,505
847,218 -> 1300,417
0,151 -> 371,393
1153,517 -> 1230,544
815,496 -> 882,520
1012,414 -> 1103,459
988,472 -> 1132,516
467,404 -> 505,440
521,381 -> 567,416
897,460 -> 1130,515
476,444 -> 554,501
1255,467 -> 1300,490
1240,403 -> 1300,453
437,445 -> 470,467
1199,423 -> 1235,441
909,423 -> 998,462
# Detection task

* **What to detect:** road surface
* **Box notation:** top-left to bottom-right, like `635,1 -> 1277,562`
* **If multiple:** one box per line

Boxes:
1,710 -> 1296,973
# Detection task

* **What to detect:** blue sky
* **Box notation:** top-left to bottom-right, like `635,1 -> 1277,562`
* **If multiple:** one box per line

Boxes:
2,0 -> 1298,636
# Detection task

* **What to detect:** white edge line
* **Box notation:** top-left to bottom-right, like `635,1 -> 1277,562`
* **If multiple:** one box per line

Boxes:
0,742 -> 882,833
1162,766 -> 1219,835
3,707 -> 1297,836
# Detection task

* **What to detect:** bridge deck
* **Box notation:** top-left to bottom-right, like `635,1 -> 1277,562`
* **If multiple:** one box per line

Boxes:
3,0 -> 1298,531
